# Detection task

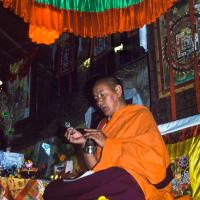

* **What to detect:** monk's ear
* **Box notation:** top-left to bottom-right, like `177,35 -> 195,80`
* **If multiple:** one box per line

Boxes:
115,85 -> 123,97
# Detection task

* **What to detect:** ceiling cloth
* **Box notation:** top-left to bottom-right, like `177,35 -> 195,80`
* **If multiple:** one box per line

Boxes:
1,0 -> 175,44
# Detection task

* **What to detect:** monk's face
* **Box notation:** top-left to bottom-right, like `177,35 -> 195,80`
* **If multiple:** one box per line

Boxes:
93,81 -> 123,117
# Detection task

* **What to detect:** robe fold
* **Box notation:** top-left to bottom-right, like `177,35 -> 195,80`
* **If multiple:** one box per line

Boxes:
93,105 -> 173,200
44,105 -> 173,200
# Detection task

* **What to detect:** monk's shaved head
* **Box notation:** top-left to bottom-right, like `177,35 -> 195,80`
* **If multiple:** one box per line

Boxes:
93,76 -> 124,98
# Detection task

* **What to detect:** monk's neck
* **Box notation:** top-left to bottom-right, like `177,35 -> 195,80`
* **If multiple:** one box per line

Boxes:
108,102 -> 127,120
118,102 -> 127,110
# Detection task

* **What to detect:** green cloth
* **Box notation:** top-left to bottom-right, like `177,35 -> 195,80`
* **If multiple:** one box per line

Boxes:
34,0 -> 143,12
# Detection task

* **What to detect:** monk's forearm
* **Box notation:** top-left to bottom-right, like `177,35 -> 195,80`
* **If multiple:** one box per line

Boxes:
83,153 -> 98,169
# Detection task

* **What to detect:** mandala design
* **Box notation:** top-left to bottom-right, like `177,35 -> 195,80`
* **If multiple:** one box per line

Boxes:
162,14 -> 200,73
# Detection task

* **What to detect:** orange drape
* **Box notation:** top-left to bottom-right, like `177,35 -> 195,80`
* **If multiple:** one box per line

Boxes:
94,105 -> 173,200
2,0 -> 175,44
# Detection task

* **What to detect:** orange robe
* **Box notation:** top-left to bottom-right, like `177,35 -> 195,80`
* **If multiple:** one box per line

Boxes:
93,105 -> 173,200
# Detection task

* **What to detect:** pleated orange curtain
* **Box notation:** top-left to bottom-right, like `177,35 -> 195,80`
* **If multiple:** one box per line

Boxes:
1,0 -> 175,44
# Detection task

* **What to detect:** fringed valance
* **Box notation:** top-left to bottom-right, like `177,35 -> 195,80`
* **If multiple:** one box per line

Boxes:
1,0 -> 175,44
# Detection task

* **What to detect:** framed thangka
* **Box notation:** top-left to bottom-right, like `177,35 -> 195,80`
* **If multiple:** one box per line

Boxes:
7,60 -> 31,121
0,57 -> 32,136
155,0 -> 200,98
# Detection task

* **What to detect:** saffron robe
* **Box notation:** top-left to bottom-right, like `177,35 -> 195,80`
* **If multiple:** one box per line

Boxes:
93,105 -> 173,200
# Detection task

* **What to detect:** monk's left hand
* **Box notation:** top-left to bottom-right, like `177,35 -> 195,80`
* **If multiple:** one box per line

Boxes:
84,129 -> 106,148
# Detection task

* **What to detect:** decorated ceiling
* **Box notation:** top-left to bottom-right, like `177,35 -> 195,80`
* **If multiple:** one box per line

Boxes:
1,0 -> 175,44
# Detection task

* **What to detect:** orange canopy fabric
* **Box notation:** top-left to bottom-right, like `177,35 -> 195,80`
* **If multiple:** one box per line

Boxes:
94,105 -> 173,200
1,0 -> 175,44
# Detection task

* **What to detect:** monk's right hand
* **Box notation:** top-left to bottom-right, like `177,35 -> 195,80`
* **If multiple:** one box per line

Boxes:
65,128 -> 86,147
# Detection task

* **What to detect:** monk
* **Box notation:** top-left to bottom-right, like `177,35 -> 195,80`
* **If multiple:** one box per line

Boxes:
43,76 -> 173,200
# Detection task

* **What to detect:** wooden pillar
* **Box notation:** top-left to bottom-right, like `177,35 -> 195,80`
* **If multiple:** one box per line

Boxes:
166,11 -> 177,120
68,35 -> 76,94
104,51 -> 108,75
55,46 -> 61,96
189,0 -> 200,112
89,38 -> 94,68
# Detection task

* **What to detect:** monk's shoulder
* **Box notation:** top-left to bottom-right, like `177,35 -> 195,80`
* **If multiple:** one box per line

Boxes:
128,104 -> 150,114
124,104 -> 152,120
